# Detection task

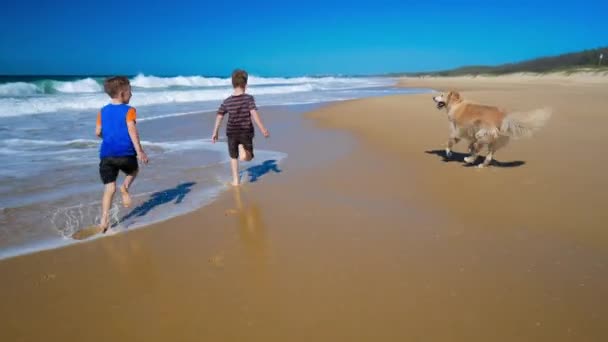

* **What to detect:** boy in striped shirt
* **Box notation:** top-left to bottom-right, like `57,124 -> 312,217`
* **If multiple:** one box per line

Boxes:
212,69 -> 269,186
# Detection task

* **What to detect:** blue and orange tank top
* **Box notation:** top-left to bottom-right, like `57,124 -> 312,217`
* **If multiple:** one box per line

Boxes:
96,104 -> 137,158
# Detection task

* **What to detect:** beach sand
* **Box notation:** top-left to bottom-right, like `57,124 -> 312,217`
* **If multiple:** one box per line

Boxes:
1,76 -> 608,341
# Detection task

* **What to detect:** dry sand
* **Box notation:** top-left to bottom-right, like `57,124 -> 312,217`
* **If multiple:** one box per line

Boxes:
1,75 -> 607,341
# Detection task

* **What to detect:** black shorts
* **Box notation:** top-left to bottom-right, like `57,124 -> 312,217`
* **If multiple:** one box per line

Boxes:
99,156 -> 139,184
227,134 -> 254,159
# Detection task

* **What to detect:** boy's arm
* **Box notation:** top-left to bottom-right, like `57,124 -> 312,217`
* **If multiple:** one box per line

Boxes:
251,109 -> 269,137
212,114 -> 224,143
126,108 -> 148,164
127,122 -> 148,164
95,112 -> 102,137
248,97 -> 269,137
212,101 -> 226,143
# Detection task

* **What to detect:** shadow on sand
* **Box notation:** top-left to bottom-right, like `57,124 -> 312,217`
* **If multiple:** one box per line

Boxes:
120,182 -> 196,222
425,150 -> 526,168
241,159 -> 282,183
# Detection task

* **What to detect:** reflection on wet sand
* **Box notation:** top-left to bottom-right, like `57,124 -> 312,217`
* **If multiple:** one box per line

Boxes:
98,234 -> 159,287
226,187 -> 270,274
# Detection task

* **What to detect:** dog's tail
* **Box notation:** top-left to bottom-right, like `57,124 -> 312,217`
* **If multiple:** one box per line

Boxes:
500,107 -> 552,139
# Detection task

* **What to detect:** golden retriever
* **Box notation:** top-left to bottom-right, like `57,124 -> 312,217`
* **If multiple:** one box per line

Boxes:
432,91 -> 551,167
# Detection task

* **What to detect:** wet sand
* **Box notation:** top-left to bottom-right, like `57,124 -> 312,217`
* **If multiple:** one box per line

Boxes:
1,77 -> 608,341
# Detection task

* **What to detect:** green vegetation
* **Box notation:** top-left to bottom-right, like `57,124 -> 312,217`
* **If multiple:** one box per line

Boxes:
390,46 -> 608,77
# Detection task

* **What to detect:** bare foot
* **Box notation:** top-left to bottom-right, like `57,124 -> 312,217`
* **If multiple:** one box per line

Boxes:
99,219 -> 110,234
120,185 -> 132,208
230,181 -> 240,187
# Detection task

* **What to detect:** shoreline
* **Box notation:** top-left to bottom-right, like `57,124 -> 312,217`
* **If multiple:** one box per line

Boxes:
0,108 -> 295,262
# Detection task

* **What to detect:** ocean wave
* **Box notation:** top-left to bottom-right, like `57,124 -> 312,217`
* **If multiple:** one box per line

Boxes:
137,110 -> 204,122
0,84 -> 318,116
0,138 -> 99,156
0,75 -> 394,116
130,73 -> 388,89
2,138 -> 98,147
52,78 -> 102,93
0,74 -> 391,97
131,74 -> 230,88
0,82 -> 42,96
0,138 -> 223,156
0,78 -> 102,96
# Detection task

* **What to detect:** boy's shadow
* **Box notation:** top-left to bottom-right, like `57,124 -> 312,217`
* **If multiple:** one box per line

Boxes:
120,182 -> 196,222
241,159 -> 282,183
425,150 -> 526,168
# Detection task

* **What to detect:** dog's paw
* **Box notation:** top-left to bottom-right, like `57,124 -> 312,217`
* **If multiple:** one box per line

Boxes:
445,149 -> 452,158
464,156 -> 476,164
477,164 -> 486,169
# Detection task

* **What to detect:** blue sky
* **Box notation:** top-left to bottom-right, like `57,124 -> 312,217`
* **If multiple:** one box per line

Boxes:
0,0 -> 606,76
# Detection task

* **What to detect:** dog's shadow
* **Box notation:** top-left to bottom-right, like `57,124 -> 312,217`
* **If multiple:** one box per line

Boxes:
425,150 -> 526,168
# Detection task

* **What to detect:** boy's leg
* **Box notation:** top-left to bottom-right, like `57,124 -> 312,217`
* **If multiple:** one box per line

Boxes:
120,170 -> 138,208
230,158 -> 240,186
99,158 -> 120,231
238,145 -> 253,162
119,156 -> 140,208
122,170 -> 138,190
238,144 -> 246,161
240,134 -> 254,162
228,136 -> 241,186
100,182 -> 116,232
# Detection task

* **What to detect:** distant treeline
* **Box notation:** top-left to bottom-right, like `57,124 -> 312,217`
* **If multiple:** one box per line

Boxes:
391,46 -> 608,77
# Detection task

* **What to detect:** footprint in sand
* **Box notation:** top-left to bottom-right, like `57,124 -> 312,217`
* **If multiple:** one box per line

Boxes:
71,225 -> 104,240
208,255 -> 224,268
225,209 -> 239,216
38,273 -> 56,285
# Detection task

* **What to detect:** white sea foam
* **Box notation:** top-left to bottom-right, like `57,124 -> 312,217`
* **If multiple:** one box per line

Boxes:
0,75 -> 394,116
131,74 -> 230,88
52,78 -> 102,93
0,84 -> 315,116
0,138 -> 225,157
0,82 -> 42,96
131,73 -> 390,89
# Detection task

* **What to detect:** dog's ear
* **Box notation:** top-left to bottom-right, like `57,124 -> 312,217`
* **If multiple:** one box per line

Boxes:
450,91 -> 461,103
446,91 -> 453,103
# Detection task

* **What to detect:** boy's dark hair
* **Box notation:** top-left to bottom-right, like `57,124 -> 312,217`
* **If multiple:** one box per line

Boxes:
104,76 -> 131,98
231,69 -> 248,89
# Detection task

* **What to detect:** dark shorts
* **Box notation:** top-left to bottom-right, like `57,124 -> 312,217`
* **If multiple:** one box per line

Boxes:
227,134 -> 254,159
99,156 -> 138,184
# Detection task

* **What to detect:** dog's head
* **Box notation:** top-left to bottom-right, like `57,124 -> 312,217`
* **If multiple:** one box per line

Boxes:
432,91 -> 462,110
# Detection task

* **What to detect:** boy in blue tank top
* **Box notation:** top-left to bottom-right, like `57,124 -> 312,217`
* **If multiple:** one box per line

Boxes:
95,76 -> 148,232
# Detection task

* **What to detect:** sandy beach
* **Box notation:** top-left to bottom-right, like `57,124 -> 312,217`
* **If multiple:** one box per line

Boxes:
1,75 -> 608,341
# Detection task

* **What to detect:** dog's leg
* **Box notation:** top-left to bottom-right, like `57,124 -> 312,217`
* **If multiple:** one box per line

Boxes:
445,137 -> 460,158
464,141 -> 482,164
467,140 -> 476,154
468,128 -> 497,166
479,142 -> 495,168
